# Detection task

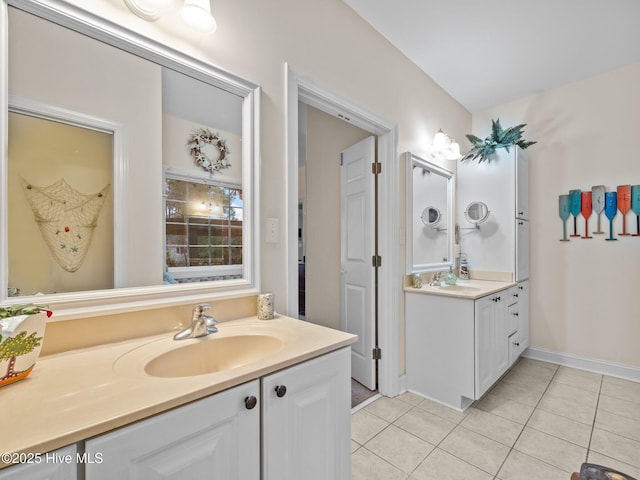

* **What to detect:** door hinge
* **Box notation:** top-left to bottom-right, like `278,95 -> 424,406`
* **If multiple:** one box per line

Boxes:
372,347 -> 382,360
372,255 -> 382,268
371,162 -> 381,175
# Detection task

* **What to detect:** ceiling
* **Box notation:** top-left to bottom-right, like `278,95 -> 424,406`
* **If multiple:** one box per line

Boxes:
343,0 -> 640,113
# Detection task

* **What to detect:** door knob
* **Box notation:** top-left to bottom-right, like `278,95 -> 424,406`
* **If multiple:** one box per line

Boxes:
275,385 -> 287,398
244,396 -> 257,410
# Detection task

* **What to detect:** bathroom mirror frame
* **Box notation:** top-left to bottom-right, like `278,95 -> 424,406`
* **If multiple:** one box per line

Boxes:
405,152 -> 455,274
0,0 -> 261,320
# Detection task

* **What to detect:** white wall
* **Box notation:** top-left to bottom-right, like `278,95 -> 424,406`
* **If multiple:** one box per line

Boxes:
55,0 -> 471,320
162,113 -> 242,185
302,105 -> 370,330
473,62 -> 640,368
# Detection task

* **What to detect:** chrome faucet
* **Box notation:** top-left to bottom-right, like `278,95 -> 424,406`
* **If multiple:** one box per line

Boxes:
429,271 -> 442,287
174,304 -> 218,340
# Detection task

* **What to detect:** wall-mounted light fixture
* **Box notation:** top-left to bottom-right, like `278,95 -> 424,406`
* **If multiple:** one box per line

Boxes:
430,129 -> 462,161
124,0 -> 217,33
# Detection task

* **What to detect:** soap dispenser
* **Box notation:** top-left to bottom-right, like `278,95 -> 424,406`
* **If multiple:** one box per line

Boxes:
443,267 -> 457,286
459,253 -> 469,280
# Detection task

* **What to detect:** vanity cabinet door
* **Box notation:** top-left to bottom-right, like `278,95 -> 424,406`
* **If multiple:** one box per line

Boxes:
85,380 -> 260,480
0,445 -> 77,480
475,292 -> 509,399
262,348 -> 351,480
515,149 -> 529,220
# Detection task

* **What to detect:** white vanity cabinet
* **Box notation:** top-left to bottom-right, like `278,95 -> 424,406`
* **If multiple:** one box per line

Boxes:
406,283 -> 529,410
85,380 -> 261,480
509,280 -> 530,361
262,347 -> 351,480
83,347 -> 351,480
0,445 -> 78,480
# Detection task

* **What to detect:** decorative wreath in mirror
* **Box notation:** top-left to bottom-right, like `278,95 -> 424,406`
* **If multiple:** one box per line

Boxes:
187,128 -> 231,173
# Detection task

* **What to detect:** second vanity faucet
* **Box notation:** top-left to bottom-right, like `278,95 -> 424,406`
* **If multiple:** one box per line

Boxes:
429,271 -> 442,287
174,304 -> 218,340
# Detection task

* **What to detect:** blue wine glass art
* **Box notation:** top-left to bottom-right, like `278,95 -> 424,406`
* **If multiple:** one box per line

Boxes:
632,185 -> 640,237
569,189 -> 581,237
559,195 -> 570,241
604,191 -> 618,241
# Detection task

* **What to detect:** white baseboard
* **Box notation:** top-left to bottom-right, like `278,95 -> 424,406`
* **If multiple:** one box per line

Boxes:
523,347 -> 640,383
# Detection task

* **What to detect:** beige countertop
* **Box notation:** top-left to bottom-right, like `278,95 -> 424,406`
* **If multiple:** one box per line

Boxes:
404,279 -> 516,299
0,315 -> 356,459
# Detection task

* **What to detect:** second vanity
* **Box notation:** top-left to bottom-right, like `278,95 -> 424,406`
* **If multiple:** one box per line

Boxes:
405,278 -> 530,411
0,315 -> 356,480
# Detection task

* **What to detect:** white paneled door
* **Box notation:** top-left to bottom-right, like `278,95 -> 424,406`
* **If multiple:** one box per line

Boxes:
340,136 -> 376,390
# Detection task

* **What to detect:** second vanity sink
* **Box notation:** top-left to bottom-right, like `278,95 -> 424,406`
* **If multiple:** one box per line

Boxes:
145,335 -> 284,378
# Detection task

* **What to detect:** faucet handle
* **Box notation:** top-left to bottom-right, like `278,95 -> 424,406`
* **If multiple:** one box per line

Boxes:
192,304 -> 211,316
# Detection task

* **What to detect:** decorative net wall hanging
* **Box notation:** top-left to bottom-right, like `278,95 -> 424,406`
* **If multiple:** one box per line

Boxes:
21,178 -> 111,272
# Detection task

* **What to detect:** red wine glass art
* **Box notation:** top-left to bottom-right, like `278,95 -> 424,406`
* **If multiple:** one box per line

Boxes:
580,191 -> 593,239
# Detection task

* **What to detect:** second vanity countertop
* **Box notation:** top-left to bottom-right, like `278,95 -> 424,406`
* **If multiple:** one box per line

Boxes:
404,279 -> 516,299
0,315 -> 356,458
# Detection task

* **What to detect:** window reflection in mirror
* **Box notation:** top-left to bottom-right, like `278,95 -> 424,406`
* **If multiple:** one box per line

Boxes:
405,153 -> 455,273
2,3 -> 259,312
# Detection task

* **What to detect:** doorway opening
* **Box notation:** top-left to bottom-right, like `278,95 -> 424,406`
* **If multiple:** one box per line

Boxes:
286,64 -> 400,399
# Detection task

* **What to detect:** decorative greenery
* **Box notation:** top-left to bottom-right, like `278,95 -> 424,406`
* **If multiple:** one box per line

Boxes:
461,119 -> 537,163
0,304 -> 50,320
187,128 -> 231,174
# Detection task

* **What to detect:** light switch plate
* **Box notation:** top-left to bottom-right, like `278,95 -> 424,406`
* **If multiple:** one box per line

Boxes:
266,218 -> 279,243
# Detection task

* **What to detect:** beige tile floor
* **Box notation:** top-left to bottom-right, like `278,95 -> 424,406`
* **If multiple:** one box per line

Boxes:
351,358 -> 640,480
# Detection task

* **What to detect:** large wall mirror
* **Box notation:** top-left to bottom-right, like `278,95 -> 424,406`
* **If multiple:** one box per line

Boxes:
405,152 -> 455,273
0,0 -> 260,318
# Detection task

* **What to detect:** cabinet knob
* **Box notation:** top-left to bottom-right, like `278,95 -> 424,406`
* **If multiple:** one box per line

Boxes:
513,293 -> 519,298
496,296 -> 501,302
514,342 -> 520,347
244,396 -> 258,410
512,312 -> 519,317
518,286 -> 524,290
518,221 -> 524,225
275,385 -> 287,398
518,211 -> 524,216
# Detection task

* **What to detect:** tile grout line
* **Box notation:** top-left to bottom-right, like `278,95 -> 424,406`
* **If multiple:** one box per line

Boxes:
585,374 -> 605,464
492,364 -> 561,477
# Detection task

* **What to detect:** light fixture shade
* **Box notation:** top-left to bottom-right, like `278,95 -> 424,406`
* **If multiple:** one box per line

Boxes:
433,129 -> 447,148
181,0 -> 217,33
449,140 -> 461,159
123,0 -> 173,21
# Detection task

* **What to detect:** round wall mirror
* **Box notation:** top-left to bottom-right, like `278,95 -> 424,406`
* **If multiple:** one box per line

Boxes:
421,206 -> 442,226
465,201 -> 490,224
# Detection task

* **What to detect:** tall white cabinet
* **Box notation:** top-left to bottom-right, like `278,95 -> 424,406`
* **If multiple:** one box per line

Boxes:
457,147 -> 529,281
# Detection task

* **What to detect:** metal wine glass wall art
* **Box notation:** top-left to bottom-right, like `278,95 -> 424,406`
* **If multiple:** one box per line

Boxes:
558,184 -> 637,242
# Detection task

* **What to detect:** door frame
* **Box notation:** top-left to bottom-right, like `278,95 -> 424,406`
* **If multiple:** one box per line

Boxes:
285,64 -> 400,397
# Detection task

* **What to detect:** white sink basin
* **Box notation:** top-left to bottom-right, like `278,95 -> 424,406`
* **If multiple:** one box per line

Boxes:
114,327 -> 288,378
145,335 -> 283,377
